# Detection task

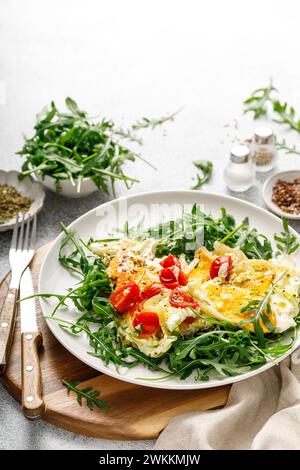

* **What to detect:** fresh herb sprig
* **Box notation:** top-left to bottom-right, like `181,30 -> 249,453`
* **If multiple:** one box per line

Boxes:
132,108 -> 182,131
275,138 -> 300,157
243,80 -> 277,119
191,160 -> 213,190
272,100 -> 300,132
240,272 -> 288,347
62,379 -> 108,411
244,80 -> 300,136
274,217 -> 299,256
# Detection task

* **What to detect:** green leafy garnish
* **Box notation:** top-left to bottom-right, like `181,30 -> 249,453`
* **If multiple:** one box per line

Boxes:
191,160 -> 213,190
243,79 -> 277,119
125,204 -> 273,262
62,379 -> 108,411
240,271 -> 287,347
275,138 -> 300,157
132,108 -> 182,131
244,80 -> 300,136
272,99 -> 300,132
274,217 -> 299,256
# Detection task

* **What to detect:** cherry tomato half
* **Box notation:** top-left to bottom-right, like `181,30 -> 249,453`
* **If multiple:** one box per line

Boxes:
160,255 -> 181,269
178,270 -> 188,286
159,266 -> 180,288
133,311 -> 160,336
141,283 -> 165,301
169,289 -> 199,309
109,282 -> 140,313
210,255 -> 232,281
159,266 -> 188,289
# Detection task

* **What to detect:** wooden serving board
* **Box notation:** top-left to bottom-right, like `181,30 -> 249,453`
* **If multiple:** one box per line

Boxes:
0,243 -> 230,440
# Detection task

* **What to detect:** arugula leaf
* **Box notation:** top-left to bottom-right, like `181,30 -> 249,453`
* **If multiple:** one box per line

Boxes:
191,160 -> 213,190
239,229 -> 273,260
132,108 -> 182,130
244,80 -> 300,136
273,100 -> 300,132
275,138 -> 300,157
243,80 -> 277,119
62,379 -> 108,411
274,218 -> 299,256
125,204 -> 273,261
240,271 -> 287,347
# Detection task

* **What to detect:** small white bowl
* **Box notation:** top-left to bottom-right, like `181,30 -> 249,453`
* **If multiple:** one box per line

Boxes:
262,170 -> 300,220
0,170 -> 45,231
35,173 -> 98,198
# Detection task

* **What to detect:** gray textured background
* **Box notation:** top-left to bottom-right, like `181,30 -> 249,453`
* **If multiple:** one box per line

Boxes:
1,0 -> 300,450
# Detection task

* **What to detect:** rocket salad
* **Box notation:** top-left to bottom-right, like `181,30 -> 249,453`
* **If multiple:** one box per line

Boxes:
38,205 -> 300,382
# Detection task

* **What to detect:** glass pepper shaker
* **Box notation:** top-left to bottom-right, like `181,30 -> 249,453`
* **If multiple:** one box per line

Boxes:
252,126 -> 278,172
224,144 -> 255,192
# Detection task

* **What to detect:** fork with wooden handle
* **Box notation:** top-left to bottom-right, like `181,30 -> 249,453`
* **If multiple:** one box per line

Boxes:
0,214 -> 36,375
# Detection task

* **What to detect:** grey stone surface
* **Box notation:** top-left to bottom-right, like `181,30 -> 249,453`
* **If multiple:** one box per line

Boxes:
1,0 -> 300,450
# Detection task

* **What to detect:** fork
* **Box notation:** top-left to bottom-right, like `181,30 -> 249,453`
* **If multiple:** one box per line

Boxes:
0,214 -> 36,375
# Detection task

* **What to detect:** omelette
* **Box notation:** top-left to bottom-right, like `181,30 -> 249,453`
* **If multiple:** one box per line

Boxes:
90,237 -> 300,358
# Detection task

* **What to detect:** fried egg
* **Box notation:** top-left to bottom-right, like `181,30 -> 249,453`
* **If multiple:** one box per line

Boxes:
91,238 -> 161,289
188,255 -> 300,333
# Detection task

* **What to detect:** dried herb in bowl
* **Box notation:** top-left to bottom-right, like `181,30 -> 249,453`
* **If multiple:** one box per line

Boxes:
0,184 -> 32,224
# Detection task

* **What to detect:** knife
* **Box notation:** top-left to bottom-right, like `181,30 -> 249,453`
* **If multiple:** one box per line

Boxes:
20,267 -> 45,418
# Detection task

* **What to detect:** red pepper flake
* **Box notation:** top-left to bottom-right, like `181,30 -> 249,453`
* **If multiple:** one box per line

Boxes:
272,178 -> 300,215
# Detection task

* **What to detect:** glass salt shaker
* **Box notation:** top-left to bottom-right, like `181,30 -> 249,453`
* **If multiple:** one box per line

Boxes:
224,144 -> 255,192
252,126 -> 278,172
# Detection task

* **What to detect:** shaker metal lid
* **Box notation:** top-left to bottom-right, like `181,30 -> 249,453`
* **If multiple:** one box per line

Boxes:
230,144 -> 250,163
254,126 -> 274,144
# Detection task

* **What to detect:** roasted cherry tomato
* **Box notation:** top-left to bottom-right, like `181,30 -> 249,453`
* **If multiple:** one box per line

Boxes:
160,255 -> 181,269
159,266 -> 180,289
133,311 -> 160,336
210,255 -> 232,281
169,289 -> 199,309
141,283 -> 165,301
159,266 -> 188,289
109,282 -> 140,313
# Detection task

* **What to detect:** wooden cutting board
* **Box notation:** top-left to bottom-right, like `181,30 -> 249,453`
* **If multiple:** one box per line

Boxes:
0,243 -> 230,440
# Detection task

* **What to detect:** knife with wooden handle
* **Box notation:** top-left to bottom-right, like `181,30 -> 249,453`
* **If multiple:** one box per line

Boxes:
20,267 -> 45,419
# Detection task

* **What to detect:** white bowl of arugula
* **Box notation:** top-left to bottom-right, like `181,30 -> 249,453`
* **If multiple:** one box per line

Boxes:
18,98 -> 153,198
34,173 -> 99,198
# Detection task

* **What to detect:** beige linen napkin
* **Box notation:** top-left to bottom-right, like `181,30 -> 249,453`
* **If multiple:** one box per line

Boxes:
154,350 -> 300,450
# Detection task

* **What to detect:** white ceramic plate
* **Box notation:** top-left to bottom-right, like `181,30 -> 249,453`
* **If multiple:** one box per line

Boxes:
39,190 -> 300,390
263,170 -> 300,221
0,170 -> 45,232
